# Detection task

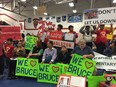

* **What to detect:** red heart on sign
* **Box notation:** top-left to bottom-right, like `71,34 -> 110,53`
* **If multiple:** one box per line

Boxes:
52,66 -> 60,73
30,60 -> 37,67
85,61 -> 94,69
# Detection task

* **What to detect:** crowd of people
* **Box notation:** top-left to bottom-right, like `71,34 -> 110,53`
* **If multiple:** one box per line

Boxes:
0,23 -> 116,80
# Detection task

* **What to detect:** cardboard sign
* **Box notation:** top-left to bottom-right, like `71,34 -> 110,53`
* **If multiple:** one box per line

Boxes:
25,36 -> 37,50
67,54 -> 96,79
37,64 -> 62,84
15,58 -> 38,78
57,75 -> 86,87
88,76 -> 106,87
106,34 -> 113,40
64,33 -> 74,41
61,64 -> 69,74
49,31 -> 62,40
84,7 -> 116,25
93,52 -> 116,70
1,26 -> 21,41
50,40 -> 74,49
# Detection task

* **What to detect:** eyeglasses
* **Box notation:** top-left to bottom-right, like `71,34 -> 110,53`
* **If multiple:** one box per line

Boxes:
106,76 -> 116,81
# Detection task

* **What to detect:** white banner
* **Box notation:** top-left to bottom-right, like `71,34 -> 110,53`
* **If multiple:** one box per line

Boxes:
84,7 -> 116,25
50,40 -> 74,49
93,52 -> 116,70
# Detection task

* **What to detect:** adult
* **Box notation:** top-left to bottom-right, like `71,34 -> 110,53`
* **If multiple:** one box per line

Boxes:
71,39 -> 94,59
42,41 -> 57,64
13,41 -> 26,58
8,41 -> 25,79
95,24 -> 113,54
27,41 -> 43,62
56,46 -> 70,64
79,25 -> 95,48
0,29 -> 4,76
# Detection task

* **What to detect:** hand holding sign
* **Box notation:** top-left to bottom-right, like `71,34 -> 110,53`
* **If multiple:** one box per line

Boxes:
67,54 -> 96,79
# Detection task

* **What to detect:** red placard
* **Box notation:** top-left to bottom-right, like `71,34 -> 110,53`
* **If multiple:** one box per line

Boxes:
0,26 -> 21,41
49,31 -> 62,40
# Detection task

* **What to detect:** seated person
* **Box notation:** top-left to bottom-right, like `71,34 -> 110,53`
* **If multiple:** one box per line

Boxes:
42,41 -> 57,64
56,46 -> 70,64
71,39 -> 94,59
13,41 -> 26,58
27,41 -> 43,62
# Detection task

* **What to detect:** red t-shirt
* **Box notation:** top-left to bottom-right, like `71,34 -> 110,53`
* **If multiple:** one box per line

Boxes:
0,40 -> 3,56
95,29 -> 109,44
5,44 -> 14,58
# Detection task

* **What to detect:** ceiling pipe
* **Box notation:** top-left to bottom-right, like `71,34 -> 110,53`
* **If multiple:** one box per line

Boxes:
0,7 -> 27,17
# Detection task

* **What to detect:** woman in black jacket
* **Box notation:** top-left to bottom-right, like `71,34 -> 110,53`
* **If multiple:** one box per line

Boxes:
56,46 -> 71,64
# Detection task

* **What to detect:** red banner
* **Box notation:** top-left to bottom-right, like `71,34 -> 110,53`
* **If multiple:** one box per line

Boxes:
49,31 -> 62,40
0,26 -> 21,41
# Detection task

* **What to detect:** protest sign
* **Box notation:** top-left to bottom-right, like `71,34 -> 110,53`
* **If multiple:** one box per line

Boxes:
84,7 -> 116,25
93,52 -> 116,70
49,31 -> 62,40
15,58 -> 38,78
61,64 -> 69,74
50,40 -> 74,49
67,54 -> 96,79
88,76 -> 106,87
64,33 -> 74,41
1,26 -> 21,41
25,36 -> 37,50
57,75 -> 86,87
37,64 -> 62,84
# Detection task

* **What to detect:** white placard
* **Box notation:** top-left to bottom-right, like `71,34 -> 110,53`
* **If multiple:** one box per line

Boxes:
93,52 -> 116,70
57,75 -> 86,87
64,33 -> 74,41
84,7 -> 116,25
50,40 -> 74,49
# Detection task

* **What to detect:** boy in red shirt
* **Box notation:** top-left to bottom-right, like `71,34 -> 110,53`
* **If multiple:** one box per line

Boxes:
4,38 -> 14,68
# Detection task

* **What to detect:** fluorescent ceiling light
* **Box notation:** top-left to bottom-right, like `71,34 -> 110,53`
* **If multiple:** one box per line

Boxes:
113,0 -> 116,3
44,12 -> 48,16
33,6 -> 38,9
20,0 -> 26,2
0,4 -> 3,7
73,9 -> 77,13
69,2 -> 74,7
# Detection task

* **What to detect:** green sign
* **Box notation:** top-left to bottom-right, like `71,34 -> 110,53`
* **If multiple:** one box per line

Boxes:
15,58 -> 38,78
37,64 -> 62,84
60,63 -> 68,74
67,54 -> 96,79
25,36 -> 37,50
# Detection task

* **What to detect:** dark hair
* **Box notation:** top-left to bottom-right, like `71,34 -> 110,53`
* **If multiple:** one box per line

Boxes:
68,25 -> 74,30
7,38 -> 13,42
85,26 -> 90,28
49,41 -> 53,45
36,40 -> 42,48
58,24 -> 63,30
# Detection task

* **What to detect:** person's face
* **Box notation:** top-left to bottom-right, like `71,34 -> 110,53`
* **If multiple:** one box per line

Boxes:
69,27 -> 73,32
86,26 -> 90,31
47,42 -> 52,48
78,41 -> 86,49
100,25 -> 104,30
17,42 -> 22,47
57,26 -> 61,31
7,41 -> 12,45
61,47 -> 67,52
